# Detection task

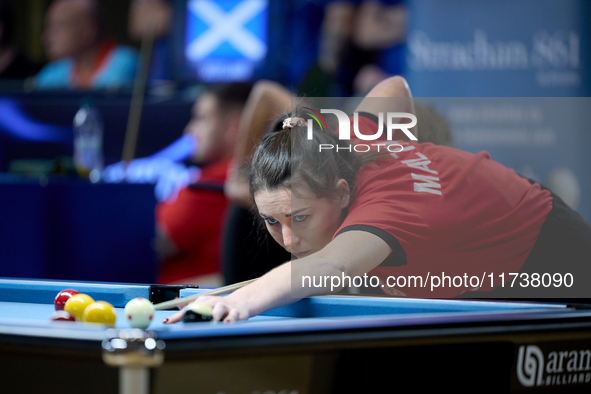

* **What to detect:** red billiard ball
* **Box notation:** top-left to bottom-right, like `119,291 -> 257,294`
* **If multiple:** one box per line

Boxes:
54,289 -> 80,311
50,310 -> 76,322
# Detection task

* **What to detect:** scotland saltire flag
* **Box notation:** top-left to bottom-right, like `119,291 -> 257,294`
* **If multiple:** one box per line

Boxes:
185,0 -> 268,81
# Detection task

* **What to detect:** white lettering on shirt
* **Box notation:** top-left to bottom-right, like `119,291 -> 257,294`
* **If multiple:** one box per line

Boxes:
402,153 -> 438,175
411,173 -> 442,195
400,152 -> 442,195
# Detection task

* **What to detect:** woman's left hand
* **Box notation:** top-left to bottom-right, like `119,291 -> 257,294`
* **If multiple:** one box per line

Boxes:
162,295 -> 251,324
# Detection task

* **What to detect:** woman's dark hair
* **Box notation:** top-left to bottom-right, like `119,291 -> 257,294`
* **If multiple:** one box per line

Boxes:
249,108 -> 384,205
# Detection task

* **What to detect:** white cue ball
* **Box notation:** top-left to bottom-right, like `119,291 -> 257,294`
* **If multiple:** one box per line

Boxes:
124,297 -> 155,329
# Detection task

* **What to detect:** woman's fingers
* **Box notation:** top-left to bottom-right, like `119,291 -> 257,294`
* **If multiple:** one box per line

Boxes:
162,295 -> 249,324
162,307 -> 186,324
211,302 -> 229,322
224,308 -> 240,323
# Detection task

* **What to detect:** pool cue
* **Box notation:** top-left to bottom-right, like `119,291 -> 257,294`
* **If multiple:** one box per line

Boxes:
153,278 -> 257,310
121,21 -> 156,162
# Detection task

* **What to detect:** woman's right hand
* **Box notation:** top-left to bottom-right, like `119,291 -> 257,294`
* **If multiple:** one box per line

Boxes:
162,294 -> 251,324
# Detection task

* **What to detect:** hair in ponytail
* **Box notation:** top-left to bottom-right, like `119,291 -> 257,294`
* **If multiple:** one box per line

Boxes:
249,107 -> 385,204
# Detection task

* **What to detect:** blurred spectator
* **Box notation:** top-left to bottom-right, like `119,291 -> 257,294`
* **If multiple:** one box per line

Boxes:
353,0 -> 406,56
155,82 -> 253,285
36,0 -> 138,90
294,0 -> 359,96
317,1 -> 356,75
222,81 -> 293,285
0,1 -> 39,79
129,0 -> 172,40
297,0 -> 406,96
128,0 -> 172,81
351,0 -> 407,94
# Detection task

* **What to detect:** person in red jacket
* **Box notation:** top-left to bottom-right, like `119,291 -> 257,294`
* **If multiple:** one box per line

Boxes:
156,83 -> 252,285
165,76 -> 591,324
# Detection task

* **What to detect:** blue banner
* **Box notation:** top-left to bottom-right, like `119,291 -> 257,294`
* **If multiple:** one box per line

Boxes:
406,0 -> 590,96
185,0 -> 269,81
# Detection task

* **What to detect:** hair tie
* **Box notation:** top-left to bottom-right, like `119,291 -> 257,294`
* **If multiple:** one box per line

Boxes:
282,117 -> 307,129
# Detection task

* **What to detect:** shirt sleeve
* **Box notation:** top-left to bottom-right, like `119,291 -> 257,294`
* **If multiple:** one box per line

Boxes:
335,187 -> 430,265
95,46 -> 139,88
35,61 -> 72,89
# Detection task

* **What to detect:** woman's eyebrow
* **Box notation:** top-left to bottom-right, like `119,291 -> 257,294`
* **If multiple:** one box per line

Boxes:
286,207 -> 310,217
259,207 -> 310,219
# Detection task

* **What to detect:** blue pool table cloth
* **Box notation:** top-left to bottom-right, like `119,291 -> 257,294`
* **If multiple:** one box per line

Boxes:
0,278 -> 574,343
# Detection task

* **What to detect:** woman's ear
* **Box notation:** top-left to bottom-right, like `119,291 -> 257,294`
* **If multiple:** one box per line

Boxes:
335,179 -> 351,209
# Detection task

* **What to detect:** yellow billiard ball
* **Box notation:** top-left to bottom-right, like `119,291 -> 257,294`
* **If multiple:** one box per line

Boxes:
64,294 -> 94,320
82,301 -> 117,326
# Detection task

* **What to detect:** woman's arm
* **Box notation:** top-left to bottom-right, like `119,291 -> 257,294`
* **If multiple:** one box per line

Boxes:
355,75 -> 414,116
233,81 -> 293,165
354,75 -> 416,139
225,81 -> 293,207
164,231 -> 392,323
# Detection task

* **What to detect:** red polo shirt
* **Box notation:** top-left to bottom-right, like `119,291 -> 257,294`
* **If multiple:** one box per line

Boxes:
334,115 -> 553,297
156,159 -> 230,283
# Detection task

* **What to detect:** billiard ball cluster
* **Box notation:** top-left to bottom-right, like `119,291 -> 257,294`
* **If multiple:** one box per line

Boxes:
52,290 -> 213,328
51,290 -> 158,329
51,289 -> 116,326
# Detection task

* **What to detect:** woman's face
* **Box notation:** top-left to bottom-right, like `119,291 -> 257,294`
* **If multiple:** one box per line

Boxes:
254,182 -> 350,259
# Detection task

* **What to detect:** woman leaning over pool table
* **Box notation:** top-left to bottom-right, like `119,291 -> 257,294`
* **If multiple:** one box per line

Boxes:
165,76 -> 591,324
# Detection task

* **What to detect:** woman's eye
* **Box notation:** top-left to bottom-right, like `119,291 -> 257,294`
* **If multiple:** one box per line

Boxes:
266,218 -> 278,225
293,215 -> 308,223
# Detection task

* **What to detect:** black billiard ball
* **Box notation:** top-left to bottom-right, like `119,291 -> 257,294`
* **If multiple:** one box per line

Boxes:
182,302 -> 213,323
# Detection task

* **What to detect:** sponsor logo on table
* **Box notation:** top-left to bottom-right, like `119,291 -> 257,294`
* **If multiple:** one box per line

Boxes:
516,345 -> 591,388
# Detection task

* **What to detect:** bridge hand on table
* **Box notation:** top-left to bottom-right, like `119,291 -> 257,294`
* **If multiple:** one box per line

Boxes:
163,295 -> 250,324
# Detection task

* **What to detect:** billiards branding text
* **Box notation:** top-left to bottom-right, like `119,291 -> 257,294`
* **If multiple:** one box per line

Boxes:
516,345 -> 591,388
